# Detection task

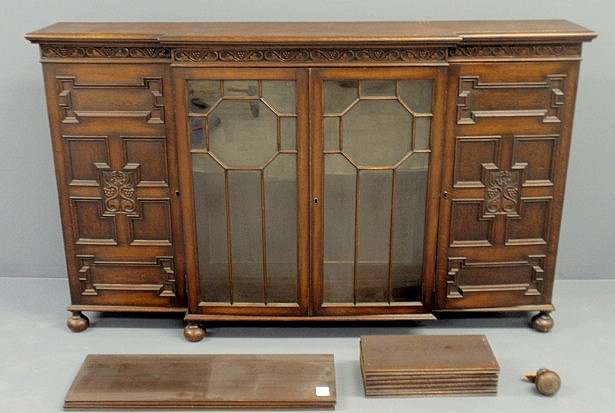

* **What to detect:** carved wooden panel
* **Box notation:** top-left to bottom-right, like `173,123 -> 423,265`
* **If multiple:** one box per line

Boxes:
129,200 -> 173,246
446,255 -> 546,307
512,135 -> 558,186
65,137 -> 110,186
506,198 -> 552,245
71,198 -> 117,245
44,63 -> 183,309
75,255 -> 177,303
450,200 -> 493,247
439,60 -> 577,310
457,74 -> 566,125
101,169 -> 138,215
123,138 -> 169,186
448,133 -> 557,248
484,170 -> 522,217
57,76 -> 164,124
453,136 -> 501,188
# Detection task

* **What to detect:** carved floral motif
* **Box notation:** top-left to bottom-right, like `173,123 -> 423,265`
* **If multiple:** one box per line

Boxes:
173,47 -> 447,63
102,170 -> 137,214
485,170 -> 520,215
41,45 -> 171,59
449,44 -> 582,59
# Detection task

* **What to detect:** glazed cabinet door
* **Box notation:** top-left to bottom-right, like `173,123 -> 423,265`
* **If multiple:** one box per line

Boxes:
437,61 -> 580,310
42,63 -> 184,308
311,68 -> 445,316
175,68 -> 310,316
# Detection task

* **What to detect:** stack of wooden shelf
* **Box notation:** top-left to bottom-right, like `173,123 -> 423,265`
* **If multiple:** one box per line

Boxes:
64,354 -> 336,410
360,335 -> 499,397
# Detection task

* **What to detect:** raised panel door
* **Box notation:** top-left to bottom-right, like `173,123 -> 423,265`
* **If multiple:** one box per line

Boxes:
437,62 -> 580,309
42,63 -> 184,308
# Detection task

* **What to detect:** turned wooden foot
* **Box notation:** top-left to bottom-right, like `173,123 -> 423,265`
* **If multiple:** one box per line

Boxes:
67,311 -> 89,332
184,322 -> 206,342
531,311 -> 554,332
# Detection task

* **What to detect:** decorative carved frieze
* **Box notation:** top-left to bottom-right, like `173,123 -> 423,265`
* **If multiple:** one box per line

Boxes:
41,45 -> 171,59
40,43 -> 581,62
173,47 -> 447,63
449,44 -> 582,59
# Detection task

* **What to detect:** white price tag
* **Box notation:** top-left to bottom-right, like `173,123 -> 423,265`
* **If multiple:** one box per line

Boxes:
315,386 -> 330,397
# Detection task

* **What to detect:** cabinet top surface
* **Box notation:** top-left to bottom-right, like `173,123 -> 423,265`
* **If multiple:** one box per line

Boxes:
26,20 -> 596,44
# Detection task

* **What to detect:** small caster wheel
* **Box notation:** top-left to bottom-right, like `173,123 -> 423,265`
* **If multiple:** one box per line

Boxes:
184,322 -> 206,342
67,311 -> 89,332
531,311 -> 554,332
525,368 -> 561,396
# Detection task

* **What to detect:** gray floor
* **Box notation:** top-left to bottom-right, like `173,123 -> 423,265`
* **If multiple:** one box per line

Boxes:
1,277 -> 614,412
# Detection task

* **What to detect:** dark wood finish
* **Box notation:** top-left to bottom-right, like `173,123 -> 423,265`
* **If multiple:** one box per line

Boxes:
64,354 -> 336,410
360,334 -> 499,397
26,21 -> 596,337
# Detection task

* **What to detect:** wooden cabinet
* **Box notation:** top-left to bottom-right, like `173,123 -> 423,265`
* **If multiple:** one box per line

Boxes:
26,21 -> 596,340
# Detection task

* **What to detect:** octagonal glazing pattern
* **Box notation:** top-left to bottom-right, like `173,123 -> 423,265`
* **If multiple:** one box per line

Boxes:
321,78 -> 433,306
343,99 -> 413,167
188,79 -> 299,306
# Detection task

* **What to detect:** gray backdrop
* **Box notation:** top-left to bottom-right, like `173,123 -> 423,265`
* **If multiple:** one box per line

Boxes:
2,0 -> 613,280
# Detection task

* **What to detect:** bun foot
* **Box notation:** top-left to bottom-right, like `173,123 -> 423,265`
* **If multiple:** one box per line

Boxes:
525,368 -> 561,396
531,311 -> 554,332
67,311 -> 89,332
184,322 -> 206,342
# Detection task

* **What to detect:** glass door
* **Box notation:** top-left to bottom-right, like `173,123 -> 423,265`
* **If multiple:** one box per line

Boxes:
311,68 -> 444,315
176,68 -> 309,316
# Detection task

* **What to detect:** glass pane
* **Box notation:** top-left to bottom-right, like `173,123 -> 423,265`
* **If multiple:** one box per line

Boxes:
224,80 -> 259,97
391,154 -> 429,302
414,116 -> 432,151
228,170 -> 264,303
193,154 -> 230,303
188,80 -> 221,150
324,117 -> 340,151
361,80 -> 396,97
280,117 -> 296,151
324,80 -> 357,115
399,80 -> 433,113
323,154 -> 356,303
189,78 -> 300,307
343,100 -> 412,167
188,80 -> 221,114
356,170 -> 392,303
209,100 -> 278,168
264,154 -> 298,303
321,76 -> 433,307
262,81 -> 296,114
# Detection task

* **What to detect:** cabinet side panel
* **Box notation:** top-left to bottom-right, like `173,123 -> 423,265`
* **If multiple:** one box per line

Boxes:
437,60 -> 580,310
40,62 -> 185,309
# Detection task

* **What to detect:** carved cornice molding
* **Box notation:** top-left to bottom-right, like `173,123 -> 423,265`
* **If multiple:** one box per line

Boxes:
173,47 -> 448,63
39,43 -> 582,62
40,44 -> 171,59
449,44 -> 582,59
